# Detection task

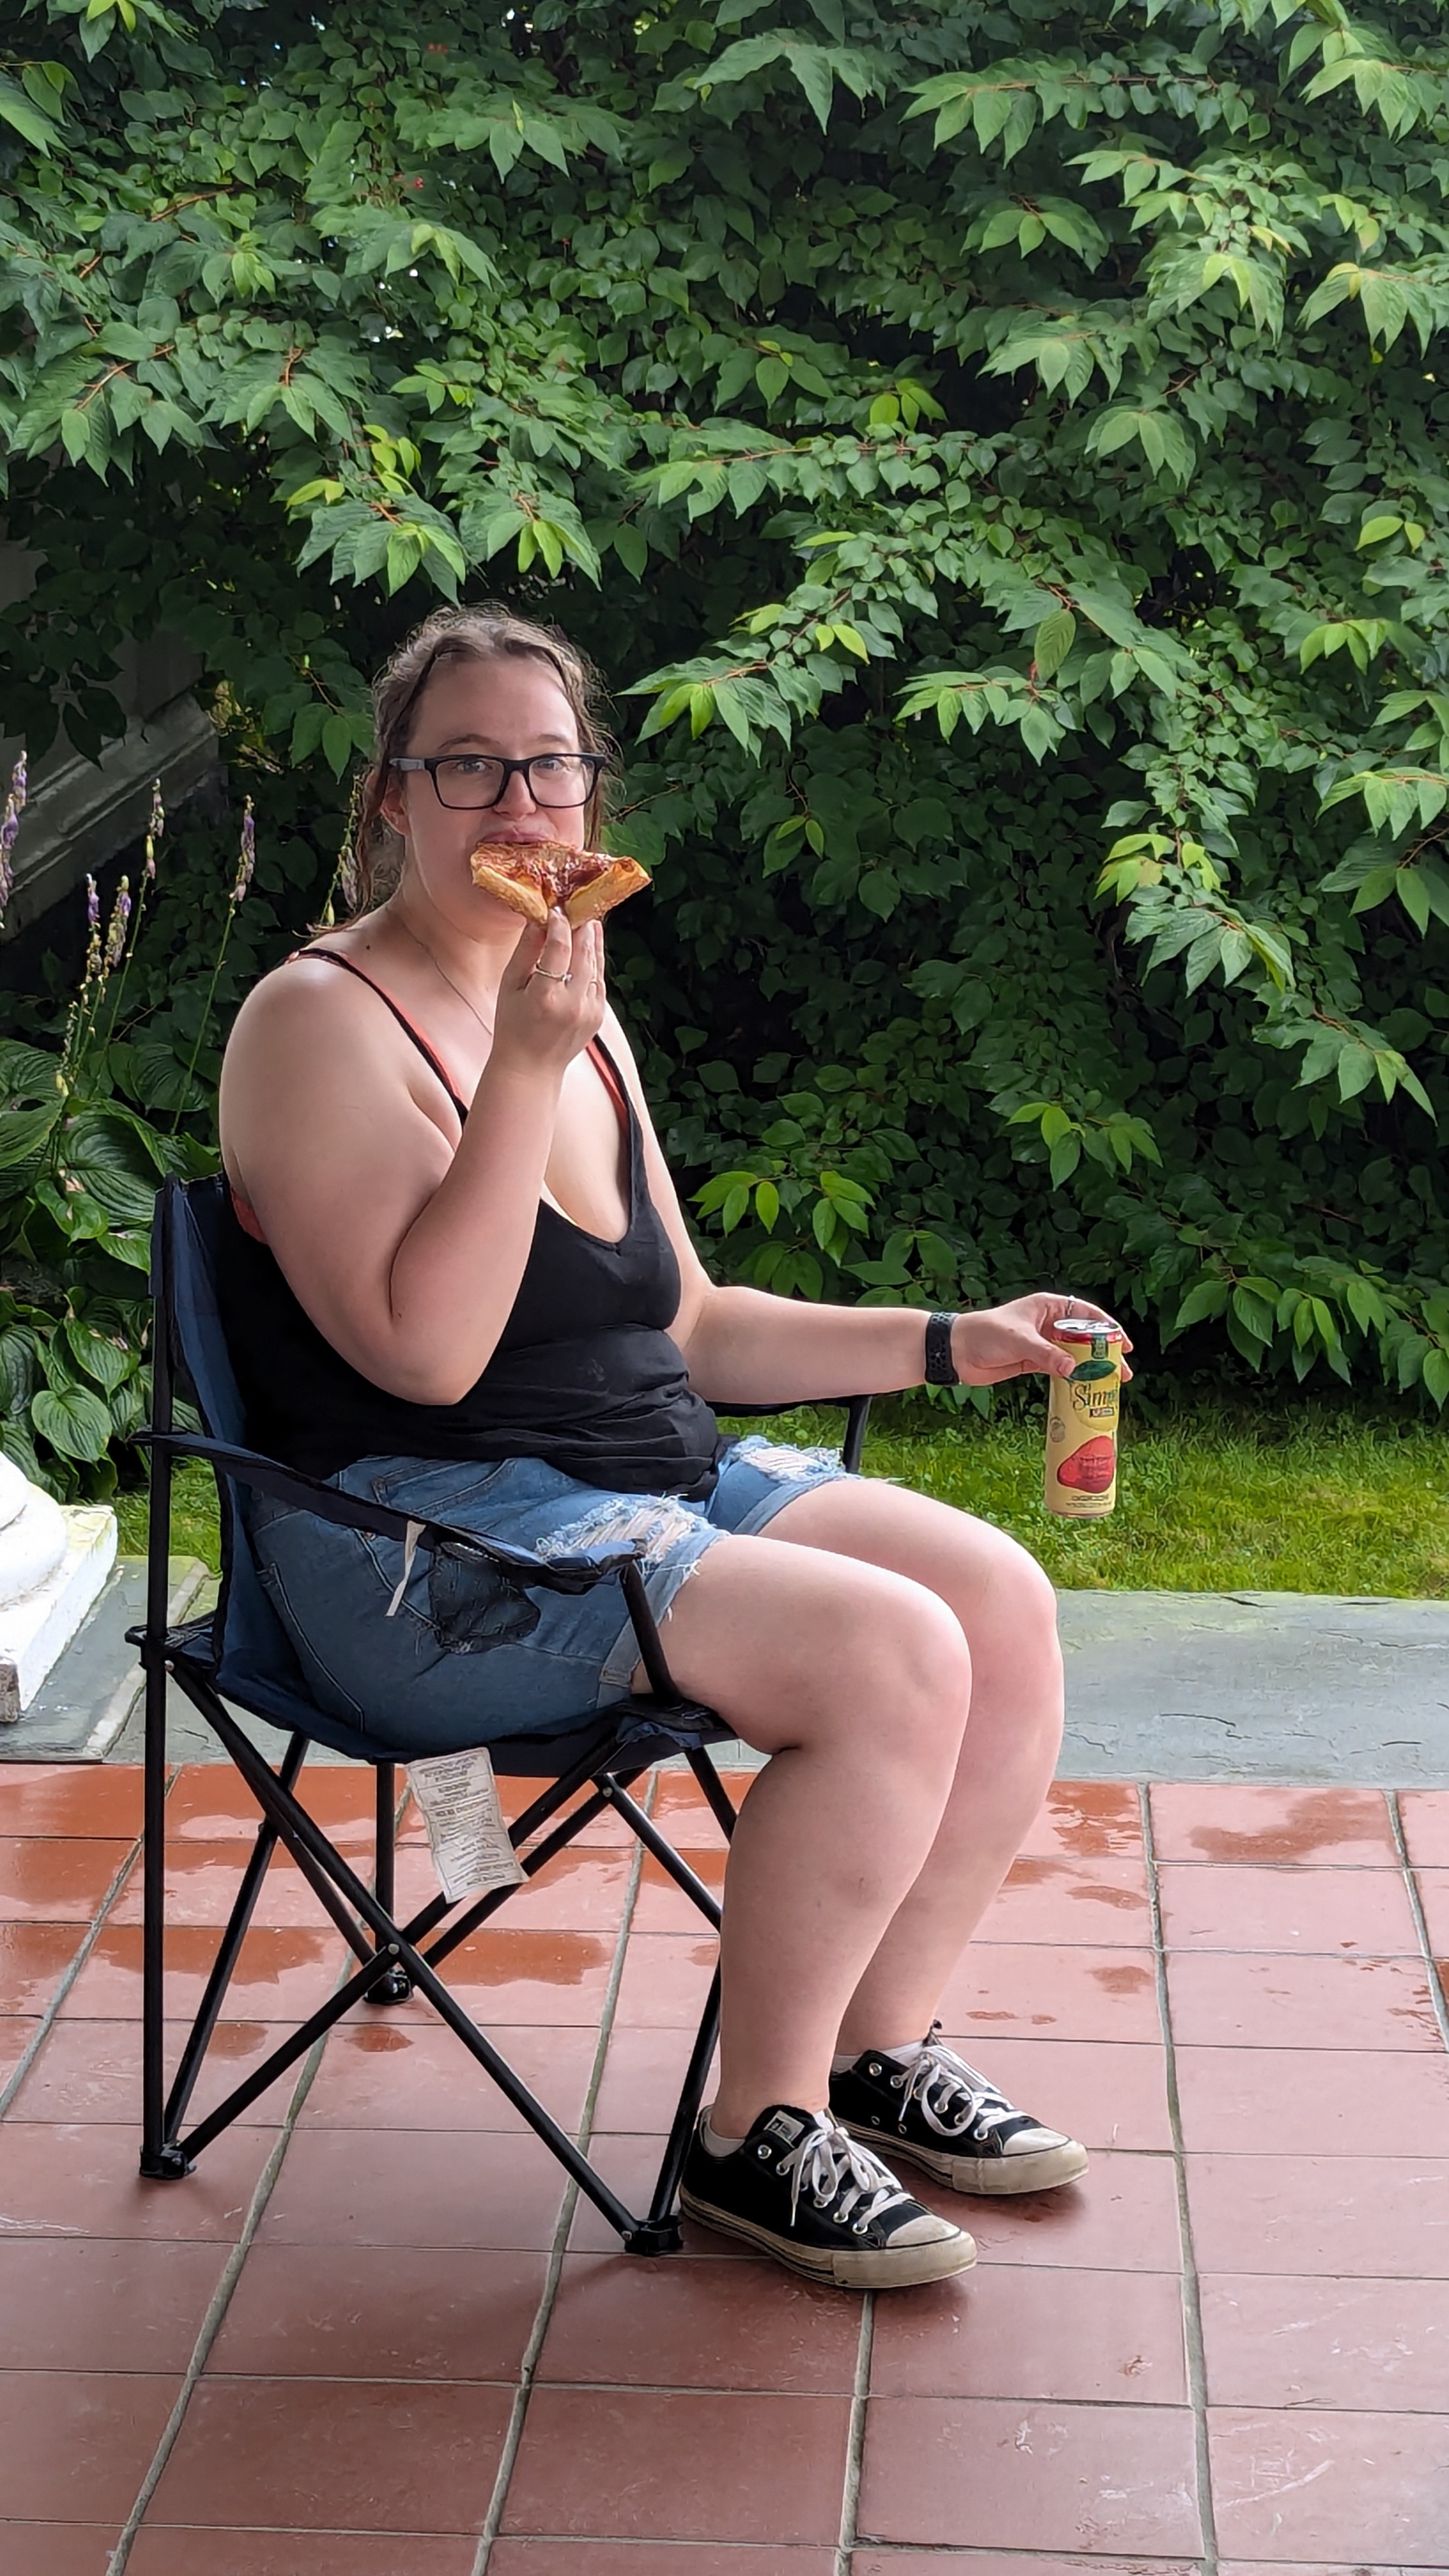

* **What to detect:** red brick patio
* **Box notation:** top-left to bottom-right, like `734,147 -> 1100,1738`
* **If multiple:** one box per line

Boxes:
1,1759 -> 1448,2572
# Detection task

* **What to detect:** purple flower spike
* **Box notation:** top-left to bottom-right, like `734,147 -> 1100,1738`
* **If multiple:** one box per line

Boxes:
145,778 -> 164,880
231,796 -> 256,908
106,876 -> 132,970
0,749 -> 26,917
86,873 -> 100,929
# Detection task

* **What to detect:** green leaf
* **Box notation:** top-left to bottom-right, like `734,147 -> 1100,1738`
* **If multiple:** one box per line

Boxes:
31,1384 -> 114,1464
0,1103 -> 61,1169
0,1328 -> 40,1414
698,34 -> 882,132
1344,1277 -> 1386,1333
1032,608 -> 1075,681
1173,1277 -> 1231,1331
108,1041 -> 208,1119
1398,867 -> 1432,935
59,1113 -> 162,1229
0,75 -> 61,153
64,1317 -> 134,1395
105,1231 -> 154,1274
0,1041 -> 64,1102
785,46 -> 836,132
321,714 -> 356,778
613,524 -> 648,578
1310,1296 -> 1340,1350
1230,1284 -> 1276,1346
0,1419 -> 47,1489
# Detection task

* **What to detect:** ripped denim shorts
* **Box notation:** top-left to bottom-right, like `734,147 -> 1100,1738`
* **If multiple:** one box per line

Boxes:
244,1436 -> 854,1755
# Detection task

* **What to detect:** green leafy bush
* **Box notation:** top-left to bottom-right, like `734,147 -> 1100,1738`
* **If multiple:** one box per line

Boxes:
3,0 -> 1447,1414
0,792 -> 223,1494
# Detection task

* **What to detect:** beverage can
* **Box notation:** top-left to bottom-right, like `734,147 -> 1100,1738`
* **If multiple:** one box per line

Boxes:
1044,1315 -> 1126,1519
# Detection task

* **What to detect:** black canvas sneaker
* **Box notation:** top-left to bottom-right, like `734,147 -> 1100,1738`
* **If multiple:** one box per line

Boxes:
678,2103 -> 977,2288
831,2023 -> 1089,2196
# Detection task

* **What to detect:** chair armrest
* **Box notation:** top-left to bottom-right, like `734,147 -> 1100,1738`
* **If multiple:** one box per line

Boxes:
712,1395 -> 866,1416
137,1430 -> 643,1597
714,1392 -> 873,1477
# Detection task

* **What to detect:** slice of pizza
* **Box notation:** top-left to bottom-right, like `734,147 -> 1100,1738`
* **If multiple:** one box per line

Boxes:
468,837 -> 650,926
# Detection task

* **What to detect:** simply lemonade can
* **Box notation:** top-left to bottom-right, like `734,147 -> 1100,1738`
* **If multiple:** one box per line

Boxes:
1043,1315 -> 1126,1519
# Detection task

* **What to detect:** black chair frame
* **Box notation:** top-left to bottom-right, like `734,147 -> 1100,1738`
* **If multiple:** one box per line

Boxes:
132,1176 -> 871,2255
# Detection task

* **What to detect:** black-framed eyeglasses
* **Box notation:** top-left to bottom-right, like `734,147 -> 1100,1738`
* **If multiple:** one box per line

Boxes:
390,751 -> 606,811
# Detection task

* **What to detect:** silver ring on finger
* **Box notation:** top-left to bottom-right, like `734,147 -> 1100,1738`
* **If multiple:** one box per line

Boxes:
530,965 -> 569,983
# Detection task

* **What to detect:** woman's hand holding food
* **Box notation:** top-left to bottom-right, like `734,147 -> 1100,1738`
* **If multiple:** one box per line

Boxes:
489,908 -> 607,1075
951,1294 -> 1133,1386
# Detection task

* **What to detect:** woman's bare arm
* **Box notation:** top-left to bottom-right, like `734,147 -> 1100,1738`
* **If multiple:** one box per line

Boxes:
220,912 -> 603,1404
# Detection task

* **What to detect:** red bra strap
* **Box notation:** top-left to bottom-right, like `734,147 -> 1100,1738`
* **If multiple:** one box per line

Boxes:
229,1183 -> 266,1242
289,947 -> 470,1119
587,1036 -> 631,1139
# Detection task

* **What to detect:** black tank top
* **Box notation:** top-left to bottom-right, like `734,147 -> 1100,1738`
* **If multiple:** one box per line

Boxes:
216,954 -> 724,1496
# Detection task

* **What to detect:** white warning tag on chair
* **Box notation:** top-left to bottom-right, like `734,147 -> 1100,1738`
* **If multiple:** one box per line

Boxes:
406,1748 -> 525,1903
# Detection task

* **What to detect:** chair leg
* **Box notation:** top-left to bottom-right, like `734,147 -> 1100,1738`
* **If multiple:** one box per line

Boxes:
163,1730 -> 310,2139
841,1393 -> 871,1475
167,1662 -> 391,1974
140,1642 -> 189,2179
369,1761 -> 411,2004
631,1964 -> 723,2255
602,1781 -> 723,1928
685,1746 -> 739,1843
140,1315 -> 191,2180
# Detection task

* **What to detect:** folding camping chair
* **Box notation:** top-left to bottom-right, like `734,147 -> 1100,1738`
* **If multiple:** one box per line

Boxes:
132,1174 -> 872,2253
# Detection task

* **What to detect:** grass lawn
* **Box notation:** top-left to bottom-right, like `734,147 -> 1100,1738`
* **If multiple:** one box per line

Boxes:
116,1466 -> 226,1574
833,1403 -> 1446,1597
115,1399 -> 1447,1597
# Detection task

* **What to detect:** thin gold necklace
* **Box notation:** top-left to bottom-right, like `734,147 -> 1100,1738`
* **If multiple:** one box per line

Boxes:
394,911 -> 494,1042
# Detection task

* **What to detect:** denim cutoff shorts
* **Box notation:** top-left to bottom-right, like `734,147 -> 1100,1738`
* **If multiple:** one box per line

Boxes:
245,1436 -> 855,1755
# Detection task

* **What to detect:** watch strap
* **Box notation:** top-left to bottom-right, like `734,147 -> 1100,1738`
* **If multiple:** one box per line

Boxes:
923,1310 -> 960,1386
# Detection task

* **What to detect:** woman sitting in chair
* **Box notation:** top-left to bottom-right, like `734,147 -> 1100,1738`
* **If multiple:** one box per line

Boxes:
218,602 -> 1128,2291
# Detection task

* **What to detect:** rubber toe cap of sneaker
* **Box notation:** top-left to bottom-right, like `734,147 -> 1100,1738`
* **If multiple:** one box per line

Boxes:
889,2208 -> 970,2246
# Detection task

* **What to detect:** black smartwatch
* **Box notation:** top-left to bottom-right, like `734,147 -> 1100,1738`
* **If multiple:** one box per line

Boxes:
923,1311 -> 960,1385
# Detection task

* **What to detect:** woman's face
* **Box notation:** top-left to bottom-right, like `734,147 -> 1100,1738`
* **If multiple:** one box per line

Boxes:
381,649 -> 589,929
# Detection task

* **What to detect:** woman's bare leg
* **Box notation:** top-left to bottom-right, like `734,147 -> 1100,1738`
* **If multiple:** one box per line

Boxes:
755,1481 -> 1064,2051
652,1533 -> 972,2136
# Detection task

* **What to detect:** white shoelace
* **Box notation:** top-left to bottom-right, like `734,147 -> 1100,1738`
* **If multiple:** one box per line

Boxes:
895,2025 -> 1025,2143
776,2117 -> 917,2232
